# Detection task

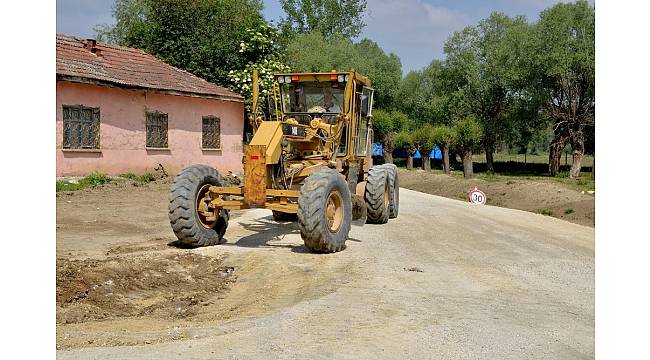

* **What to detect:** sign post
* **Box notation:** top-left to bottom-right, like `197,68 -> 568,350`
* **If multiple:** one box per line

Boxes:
468,186 -> 487,205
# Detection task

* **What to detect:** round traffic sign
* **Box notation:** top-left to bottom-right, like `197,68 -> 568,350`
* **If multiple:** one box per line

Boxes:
468,187 -> 486,205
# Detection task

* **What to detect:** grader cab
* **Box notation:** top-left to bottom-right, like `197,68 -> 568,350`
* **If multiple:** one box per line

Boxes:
168,70 -> 400,253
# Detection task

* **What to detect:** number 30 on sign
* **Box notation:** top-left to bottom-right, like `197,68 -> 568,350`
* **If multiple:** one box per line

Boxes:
468,187 -> 487,205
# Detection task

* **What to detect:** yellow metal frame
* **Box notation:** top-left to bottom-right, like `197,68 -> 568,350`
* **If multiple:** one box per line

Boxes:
206,187 -> 300,213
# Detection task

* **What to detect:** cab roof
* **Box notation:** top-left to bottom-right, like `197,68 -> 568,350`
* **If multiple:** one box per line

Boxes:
274,71 -> 371,87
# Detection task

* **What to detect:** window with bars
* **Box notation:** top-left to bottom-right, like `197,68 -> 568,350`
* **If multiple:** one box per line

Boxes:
202,116 -> 221,149
62,105 -> 100,149
146,111 -> 168,148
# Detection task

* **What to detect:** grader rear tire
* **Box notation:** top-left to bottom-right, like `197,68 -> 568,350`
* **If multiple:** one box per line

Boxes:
365,165 -> 389,224
381,163 -> 400,218
297,168 -> 352,253
168,164 -> 229,247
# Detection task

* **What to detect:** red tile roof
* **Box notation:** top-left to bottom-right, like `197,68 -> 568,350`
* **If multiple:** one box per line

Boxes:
56,34 -> 243,101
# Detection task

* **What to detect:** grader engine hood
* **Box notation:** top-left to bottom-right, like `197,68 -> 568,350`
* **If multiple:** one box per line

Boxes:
248,121 -> 284,165
243,121 -> 283,207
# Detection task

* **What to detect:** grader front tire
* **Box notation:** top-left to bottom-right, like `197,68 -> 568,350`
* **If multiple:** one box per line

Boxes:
168,165 -> 229,247
297,168 -> 352,253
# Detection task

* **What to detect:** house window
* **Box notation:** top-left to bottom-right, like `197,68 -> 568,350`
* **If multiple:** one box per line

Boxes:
62,105 -> 100,149
202,116 -> 221,149
146,111 -> 168,148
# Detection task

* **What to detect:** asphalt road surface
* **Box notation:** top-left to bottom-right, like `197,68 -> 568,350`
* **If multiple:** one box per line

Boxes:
58,188 -> 594,359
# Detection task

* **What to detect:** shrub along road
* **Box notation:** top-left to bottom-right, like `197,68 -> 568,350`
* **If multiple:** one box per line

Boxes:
57,182 -> 594,359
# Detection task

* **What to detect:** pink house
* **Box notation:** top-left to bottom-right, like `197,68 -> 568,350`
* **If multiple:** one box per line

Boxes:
56,35 -> 245,176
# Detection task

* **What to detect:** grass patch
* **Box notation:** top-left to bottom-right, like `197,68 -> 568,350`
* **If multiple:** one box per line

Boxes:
56,181 -> 84,192
477,172 -> 500,182
472,152 -> 594,167
539,208 -> 554,216
56,172 -> 112,192
550,175 -> 595,193
564,208 -> 574,214
120,172 -> 157,183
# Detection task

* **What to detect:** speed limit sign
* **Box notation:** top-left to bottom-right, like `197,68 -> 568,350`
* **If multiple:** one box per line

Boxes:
468,187 -> 487,205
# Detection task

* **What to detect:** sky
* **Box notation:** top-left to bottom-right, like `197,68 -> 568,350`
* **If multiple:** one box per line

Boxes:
56,0 -> 593,74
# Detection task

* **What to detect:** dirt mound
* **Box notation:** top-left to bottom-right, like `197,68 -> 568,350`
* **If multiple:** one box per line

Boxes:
56,252 -> 235,324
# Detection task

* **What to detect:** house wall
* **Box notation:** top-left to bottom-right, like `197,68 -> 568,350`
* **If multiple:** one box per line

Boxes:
56,81 -> 244,176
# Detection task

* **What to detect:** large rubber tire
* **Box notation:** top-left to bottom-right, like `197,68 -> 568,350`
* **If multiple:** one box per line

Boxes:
168,164 -> 229,247
272,210 -> 297,222
297,168 -> 352,253
365,165 -> 389,224
381,163 -> 400,218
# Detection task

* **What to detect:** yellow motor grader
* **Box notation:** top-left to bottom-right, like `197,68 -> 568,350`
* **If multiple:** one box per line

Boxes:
168,70 -> 400,253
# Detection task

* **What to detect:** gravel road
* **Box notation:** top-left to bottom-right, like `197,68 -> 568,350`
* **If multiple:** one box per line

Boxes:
58,188 -> 594,359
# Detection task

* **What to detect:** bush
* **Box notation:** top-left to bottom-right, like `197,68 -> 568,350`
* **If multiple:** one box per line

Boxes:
79,172 -> 111,187
56,181 -> 83,192
139,172 -> 157,183
56,172 -> 111,192
120,172 -> 138,181
539,208 -> 553,216
120,172 -> 157,183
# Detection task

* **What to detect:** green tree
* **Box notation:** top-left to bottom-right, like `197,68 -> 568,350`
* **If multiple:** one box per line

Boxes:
227,23 -> 291,111
394,131 -> 416,170
396,60 -> 450,125
453,117 -> 483,179
286,32 -> 402,109
372,109 -> 409,164
531,0 -> 595,177
431,125 -> 457,174
444,12 -> 527,173
411,125 -> 436,171
279,0 -> 367,39
95,0 -> 267,88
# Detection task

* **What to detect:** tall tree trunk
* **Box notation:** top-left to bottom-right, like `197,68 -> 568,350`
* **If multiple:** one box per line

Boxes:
383,136 -> 395,164
442,145 -> 450,174
383,150 -> 393,164
591,154 -> 595,179
485,140 -> 495,173
548,133 -> 567,176
406,149 -> 414,170
462,148 -> 473,179
422,149 -> 431,171
569,133 -> 585,178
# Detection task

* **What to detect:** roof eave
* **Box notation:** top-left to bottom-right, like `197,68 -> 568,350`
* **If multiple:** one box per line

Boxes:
57,74 -> 244,103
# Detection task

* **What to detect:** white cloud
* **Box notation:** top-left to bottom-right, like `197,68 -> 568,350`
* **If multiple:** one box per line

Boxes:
362,0 -> 473,73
